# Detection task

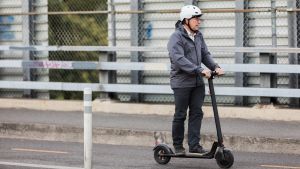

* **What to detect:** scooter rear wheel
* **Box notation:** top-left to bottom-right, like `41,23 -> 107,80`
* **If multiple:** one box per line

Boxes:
216,149 -> 234,168
154,146 -> 171,165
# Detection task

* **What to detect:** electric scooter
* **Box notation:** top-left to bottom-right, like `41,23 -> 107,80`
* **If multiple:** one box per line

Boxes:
153,71 -> 234,168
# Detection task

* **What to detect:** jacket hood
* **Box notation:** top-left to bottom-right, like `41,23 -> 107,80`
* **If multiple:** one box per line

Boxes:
175,20 -> 184,31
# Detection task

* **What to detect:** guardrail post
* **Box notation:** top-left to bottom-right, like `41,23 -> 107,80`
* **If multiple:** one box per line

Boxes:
22,0 -> 35,98
234,0 -> 248,106
108,0 -> 117,100
287,0 -> 300,107
260,53 -> 272,104
270,0 -> 278,104
84,88 -> 93,169
99,53 -> 109,100
130,0 -> 143,102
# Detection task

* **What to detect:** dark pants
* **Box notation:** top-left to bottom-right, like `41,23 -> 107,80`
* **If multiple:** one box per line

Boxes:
172,86 -> 205,149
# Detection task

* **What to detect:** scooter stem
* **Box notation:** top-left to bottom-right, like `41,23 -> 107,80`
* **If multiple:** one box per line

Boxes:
208,73 -> 224,146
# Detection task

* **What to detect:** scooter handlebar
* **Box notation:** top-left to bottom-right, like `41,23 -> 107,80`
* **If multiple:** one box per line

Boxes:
211,71 -> 218,77
201,71 -> 224,79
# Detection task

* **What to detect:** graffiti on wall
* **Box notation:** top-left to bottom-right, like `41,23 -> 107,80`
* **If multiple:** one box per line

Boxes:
0,16 -> 15,40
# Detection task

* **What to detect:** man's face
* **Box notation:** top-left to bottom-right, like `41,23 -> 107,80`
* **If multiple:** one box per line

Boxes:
187,17 -> 201,31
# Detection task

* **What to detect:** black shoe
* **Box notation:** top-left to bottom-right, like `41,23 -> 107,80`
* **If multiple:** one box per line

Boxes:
174,145 -> 185,155
189,145 -> 208,154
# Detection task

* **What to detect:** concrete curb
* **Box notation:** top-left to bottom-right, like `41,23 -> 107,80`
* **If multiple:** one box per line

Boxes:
1,98 -> 300,122
1,122 -> 299,155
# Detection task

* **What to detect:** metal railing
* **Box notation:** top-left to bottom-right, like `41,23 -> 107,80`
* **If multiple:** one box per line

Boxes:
0,45 -> 299,99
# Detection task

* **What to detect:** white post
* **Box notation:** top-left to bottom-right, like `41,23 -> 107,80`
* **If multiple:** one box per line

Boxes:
84,88 -> 92,169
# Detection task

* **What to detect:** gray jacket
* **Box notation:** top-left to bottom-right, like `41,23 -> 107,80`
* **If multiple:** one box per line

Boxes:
167,21 -> 219,89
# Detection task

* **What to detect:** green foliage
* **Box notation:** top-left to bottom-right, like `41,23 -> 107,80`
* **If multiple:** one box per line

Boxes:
48,0 -> 107,100
48,0 -> 107,46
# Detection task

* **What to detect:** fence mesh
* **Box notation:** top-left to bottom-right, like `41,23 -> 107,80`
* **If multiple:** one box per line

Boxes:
298,0 -> 300,48
297,0 -> 300,107
47,0 -> 107,99
0,0 -> 298,106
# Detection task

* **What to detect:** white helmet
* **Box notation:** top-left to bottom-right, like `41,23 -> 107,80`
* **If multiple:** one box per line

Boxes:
180,5 -> 202,21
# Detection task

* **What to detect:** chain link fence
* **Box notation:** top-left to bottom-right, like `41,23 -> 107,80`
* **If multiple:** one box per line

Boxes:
0,0 -> 47,98
297,0 -> 300,108
48,0 -> 107,99
298,0 -> 300,49
0,0 -> 299,107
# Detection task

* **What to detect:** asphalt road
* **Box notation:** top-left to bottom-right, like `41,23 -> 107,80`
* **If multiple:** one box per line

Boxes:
0,138 -> 299,169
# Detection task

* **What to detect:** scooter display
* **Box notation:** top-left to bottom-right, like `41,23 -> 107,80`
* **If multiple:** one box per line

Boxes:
153,72 -> 234,168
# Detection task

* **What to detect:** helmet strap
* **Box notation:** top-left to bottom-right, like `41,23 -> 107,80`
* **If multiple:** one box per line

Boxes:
186,18 -> 196,34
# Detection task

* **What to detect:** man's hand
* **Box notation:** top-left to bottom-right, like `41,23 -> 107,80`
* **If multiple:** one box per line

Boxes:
201,69 -> 211,79
215,67 -> 224,76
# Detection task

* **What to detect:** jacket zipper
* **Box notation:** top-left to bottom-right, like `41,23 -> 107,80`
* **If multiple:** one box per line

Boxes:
194,38 -> 199,87
184,32 -> 200,87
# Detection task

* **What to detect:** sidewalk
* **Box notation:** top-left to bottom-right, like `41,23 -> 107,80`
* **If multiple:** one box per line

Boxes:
1,98 -> 300,122
0,98 -> 300,154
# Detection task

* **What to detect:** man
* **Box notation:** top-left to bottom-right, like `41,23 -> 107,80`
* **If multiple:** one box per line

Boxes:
167,5 -> 224,154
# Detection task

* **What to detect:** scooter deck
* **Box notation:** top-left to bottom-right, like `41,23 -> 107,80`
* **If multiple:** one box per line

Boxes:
158,142 -> 219,159
162,151 -> 214,159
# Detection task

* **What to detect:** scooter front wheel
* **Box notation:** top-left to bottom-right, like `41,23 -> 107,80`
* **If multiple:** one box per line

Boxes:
216,149 -> 234,168
153,146 -> 171,165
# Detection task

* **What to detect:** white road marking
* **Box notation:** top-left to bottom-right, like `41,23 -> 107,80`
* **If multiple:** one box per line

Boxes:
0,161 -> 82,169
261,164 -> 300,169
12,148 -> 68,154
